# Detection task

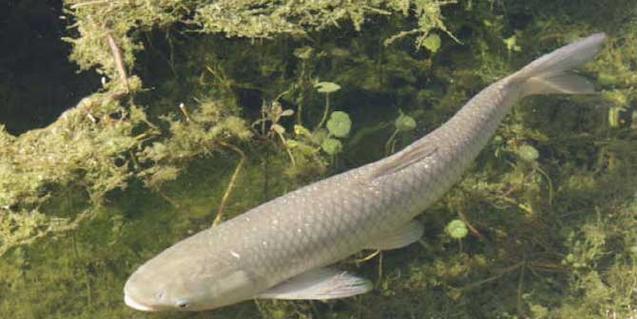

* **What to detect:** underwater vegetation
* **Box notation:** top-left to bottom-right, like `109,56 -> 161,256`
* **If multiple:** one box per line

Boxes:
1,0 -> 637,318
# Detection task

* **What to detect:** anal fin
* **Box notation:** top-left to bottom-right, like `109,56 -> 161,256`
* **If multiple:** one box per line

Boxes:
256,267 -> 372,300
365,220 -> 423,250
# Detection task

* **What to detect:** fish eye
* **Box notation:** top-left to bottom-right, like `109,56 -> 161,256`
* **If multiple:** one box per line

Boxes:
176,300 -> 189,309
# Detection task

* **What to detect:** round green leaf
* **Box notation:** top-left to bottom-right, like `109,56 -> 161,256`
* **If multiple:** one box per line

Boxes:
321,138 -> 342,155
326,111 -> 352,138
446,219 -> 469,239
285,140 -> 299,148
294,46 -> 314,60
280,109 -> 294,117
597,72 -> 617,86
271,124 -> 285,134
422,34 -> 441,53
517,144 -> 539,162
294,124 -> 311,137
315,81 -> 341,94
503,35 -> 522,52
395,114 -> 416,132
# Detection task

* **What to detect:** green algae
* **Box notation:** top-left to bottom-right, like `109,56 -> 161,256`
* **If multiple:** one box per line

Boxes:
446,219 -> 469,239
1,0 -> 637,318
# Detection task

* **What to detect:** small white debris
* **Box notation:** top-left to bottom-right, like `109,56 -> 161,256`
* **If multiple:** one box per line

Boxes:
230,250 -> 241,259
86,113 -> 97,123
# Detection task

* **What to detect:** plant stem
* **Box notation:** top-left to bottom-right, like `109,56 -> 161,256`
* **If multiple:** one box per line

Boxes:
385,129 -> 399,155
315,93 -> 331,130
213,142 -> 246,226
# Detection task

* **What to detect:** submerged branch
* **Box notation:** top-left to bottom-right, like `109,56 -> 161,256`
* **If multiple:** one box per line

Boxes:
106,32 -> 129,93
213,142 -> 246,226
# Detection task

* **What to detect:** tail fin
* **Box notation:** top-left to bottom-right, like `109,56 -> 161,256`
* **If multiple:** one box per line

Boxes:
509,33 -> 607,96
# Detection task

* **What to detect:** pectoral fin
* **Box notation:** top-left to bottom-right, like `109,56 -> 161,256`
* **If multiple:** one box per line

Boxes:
256,267 -> 372,300
365,220 -> 423,250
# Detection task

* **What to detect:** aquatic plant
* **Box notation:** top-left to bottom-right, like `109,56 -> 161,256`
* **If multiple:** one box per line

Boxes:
386,110 -> 417,154
446,219 -> 469,240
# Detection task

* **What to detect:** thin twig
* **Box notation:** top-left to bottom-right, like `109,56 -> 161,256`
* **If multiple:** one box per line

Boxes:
457,208 -> 485,240
377,251 -> 384,286
534,164 -> 554,206
315,93 -> 331,130
498,195 -> 534,215
178,103 -> 191,122
158,191 -> 180,208
106,32 -> 129,92
517,257 -> 526,316
462,262 -> 524,291
385,129 -> 399,155
276,132 -> 296,167
70,0 -> 111,9
354,250 -> 380,264
213,142 -> 246,226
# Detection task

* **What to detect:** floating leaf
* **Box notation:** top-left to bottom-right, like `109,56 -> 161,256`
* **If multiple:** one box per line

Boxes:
271,124 -> 285,134
315,81 -> 341,94
312,129 -> 329,144
395,113 -> 416,132
597,72 -> 617,86
321,138 -> 342,155
517,144 -> 539,162
286,140 -> 299,148
422,34 -> 441,53
446,219 -> 468,239
294,46 -> 314,60
503,35 -> 521,52
294,124 -> 312,137
280,109 -> 294,117
326,111 -> 351,137
608,107 -> 622,128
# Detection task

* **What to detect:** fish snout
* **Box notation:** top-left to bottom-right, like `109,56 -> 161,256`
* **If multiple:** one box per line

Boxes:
123,274 -> 164,312
124,291 -> 159,312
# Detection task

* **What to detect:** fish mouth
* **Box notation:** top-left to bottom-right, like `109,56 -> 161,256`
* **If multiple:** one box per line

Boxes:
124,293 -> 159,312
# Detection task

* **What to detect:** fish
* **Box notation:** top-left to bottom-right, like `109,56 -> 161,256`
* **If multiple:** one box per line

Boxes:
124,33 -> 607,312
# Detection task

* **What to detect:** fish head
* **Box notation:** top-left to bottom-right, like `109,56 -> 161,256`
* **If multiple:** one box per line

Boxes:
124,231 -> 260,311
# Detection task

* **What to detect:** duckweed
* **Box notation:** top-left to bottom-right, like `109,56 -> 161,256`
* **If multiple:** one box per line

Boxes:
516,144 -> 540,162
326,111 -> 352,138
394,113 -> 417,132
446,219 -> 469,239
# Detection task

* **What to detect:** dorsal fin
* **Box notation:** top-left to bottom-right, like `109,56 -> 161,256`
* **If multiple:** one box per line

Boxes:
370,142 -> 437,179
523,72 -> 595,96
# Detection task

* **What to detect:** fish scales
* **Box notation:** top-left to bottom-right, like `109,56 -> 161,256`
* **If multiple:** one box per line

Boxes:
171,80 -> 508,301
124,33 -> 607,312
